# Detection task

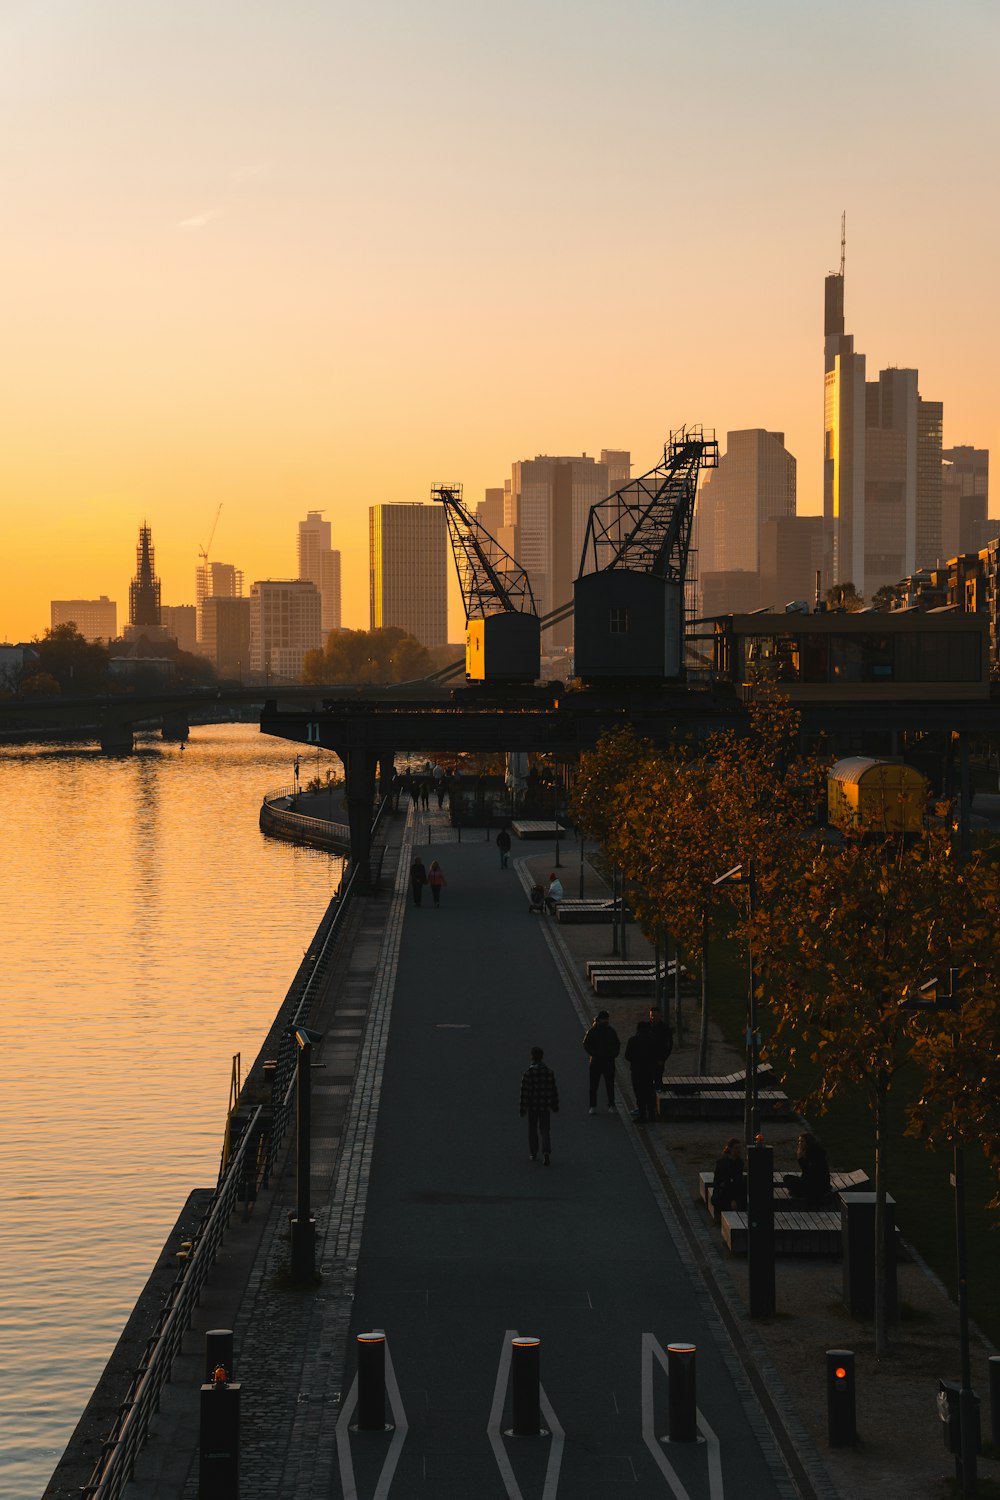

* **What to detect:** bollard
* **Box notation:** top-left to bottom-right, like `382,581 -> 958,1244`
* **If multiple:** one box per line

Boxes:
511,1337 -> 541,1436
989,1355 -> 1000,1451
199,1377 -> 240,1500
666,1344 -> 698,1443
826,1350 -> 857,1447
205,1329 -> 234,1385
356,1332 -> 387,1431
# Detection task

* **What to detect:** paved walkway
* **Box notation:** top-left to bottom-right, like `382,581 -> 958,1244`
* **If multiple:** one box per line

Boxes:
125,803 -> 833,1499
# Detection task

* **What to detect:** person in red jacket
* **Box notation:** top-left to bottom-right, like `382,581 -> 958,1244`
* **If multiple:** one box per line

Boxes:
427,860 -> 447,908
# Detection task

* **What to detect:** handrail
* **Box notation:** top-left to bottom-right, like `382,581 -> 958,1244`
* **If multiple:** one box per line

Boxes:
82,1107 -> 263,1500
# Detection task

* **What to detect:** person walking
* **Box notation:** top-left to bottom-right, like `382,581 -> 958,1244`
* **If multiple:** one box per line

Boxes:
420,780 -> 430,811
427,859 -> 447,907
495,827 -> 512,868
625,1017 -> 657,1123
647,1007 -> 674,1089
519,1045 -> 559,1165
583,1010 -> 620,1113
410,856 -> 428,907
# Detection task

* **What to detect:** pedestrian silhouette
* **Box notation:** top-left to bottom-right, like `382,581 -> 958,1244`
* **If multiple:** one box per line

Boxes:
519,1046 -> 559,1165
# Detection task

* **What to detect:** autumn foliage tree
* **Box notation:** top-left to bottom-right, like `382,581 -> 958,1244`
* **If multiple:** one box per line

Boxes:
302,627 -> 433,685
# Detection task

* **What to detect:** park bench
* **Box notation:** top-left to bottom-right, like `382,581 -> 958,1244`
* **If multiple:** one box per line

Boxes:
655,1088 -> 794,1121
511,820 -> 567,840
720,1209 -> 843,1257
557,900 -> 631,925
698,1168 -> 871,1220
662,1065 -> 775,1093
587,959 -> 694,1000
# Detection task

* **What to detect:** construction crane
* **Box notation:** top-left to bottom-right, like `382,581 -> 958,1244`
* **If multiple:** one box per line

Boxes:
574,426 -> 718,682
431,484 -> 541,683
199,503 -> 223,572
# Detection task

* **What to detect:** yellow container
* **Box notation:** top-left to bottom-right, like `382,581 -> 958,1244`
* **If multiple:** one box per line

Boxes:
827,757 -> 928,834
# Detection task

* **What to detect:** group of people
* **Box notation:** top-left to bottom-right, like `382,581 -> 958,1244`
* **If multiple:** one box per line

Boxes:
409,856 -> 447,907
710,1131 -> 832,1212
396,766 -> 449,812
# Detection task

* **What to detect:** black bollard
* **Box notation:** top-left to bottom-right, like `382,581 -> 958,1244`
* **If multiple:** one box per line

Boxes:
511,1337 -> 541,1436
746,1144 -> 776,1318
205,1329 -> 234,1385
199,1375 -> 240,1500
826,1350 -> 857,1447
356,1332 -> 386,1431
667,1344 -> 698,1443
990,1355 -> 1000,1451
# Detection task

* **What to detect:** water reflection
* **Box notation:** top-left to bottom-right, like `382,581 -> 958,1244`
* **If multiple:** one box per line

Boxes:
0,726 -> 341,1499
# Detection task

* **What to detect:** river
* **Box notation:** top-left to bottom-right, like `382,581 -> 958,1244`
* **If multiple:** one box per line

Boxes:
0,725 -> 343,1499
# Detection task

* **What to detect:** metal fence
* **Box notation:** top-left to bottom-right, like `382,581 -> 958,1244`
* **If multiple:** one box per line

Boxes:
83,1107 -> 263,1500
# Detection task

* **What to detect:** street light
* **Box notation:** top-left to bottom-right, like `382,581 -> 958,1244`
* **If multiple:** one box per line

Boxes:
899,969 -> 977,1495
713,859 -> 757,1144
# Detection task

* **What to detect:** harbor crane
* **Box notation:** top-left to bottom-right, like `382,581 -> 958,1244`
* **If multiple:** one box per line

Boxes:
431,484 -> 541,683
574,425 -> 718,682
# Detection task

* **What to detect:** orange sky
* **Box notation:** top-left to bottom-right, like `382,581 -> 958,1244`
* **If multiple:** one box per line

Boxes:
2,0 -> 997,643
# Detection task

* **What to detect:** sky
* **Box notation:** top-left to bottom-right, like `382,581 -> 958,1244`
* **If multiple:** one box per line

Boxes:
1,0 -> 998,644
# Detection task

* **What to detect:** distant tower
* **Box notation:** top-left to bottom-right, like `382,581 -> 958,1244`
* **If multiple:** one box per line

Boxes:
129,524 -> 162,633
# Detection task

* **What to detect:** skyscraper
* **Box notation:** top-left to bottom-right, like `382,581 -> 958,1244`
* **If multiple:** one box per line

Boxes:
297,510 -> 342,636
824,237 -> 943,598
196,561 -> 244,644
369,504 -> 448,647
249,580 -> 323,680
697,430 -> 796,573
942,445 -> 991,557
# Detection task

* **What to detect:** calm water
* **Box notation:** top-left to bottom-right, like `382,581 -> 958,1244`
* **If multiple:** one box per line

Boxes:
0,725 -> 343,1499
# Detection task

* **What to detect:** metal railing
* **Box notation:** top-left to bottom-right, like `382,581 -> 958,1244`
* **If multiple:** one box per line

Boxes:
82,1107 -> 263,1500
260,786 -> 351,850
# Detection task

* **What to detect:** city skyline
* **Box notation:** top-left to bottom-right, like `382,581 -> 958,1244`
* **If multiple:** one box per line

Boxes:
1,1 -> 998,644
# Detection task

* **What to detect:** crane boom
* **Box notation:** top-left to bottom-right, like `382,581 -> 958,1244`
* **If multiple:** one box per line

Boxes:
199,503 -> 223,566
431,485 -> 536,618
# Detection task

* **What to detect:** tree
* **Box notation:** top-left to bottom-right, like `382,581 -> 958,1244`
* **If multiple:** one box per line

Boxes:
870,582 -> 907,612
302,627 -> 433,685
28,623 -> 110,694
825,581 -> 864,612
759,827 -> 968,1356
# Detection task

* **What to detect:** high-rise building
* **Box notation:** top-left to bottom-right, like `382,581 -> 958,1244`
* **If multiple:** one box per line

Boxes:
202,596 -> 251,679
50,596 -> 117,642
196,561 -> 244,643
369,503 -> 448,647
508,452 -> 623,645
942,445 -> 991,558
759,516 -> 826,608
697,430 -> 796,574
297,511 -> 342,636
824,243 -> 943,598
160,605 -> 197,654
477,488 -> 505,536
126,524 -> 165,640
249,579 -> 323,680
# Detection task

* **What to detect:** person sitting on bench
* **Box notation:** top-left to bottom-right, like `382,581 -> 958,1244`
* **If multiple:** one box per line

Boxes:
782,1131 -> 832,1205
545,873 -> 564,915
711,1137 -> 747,1212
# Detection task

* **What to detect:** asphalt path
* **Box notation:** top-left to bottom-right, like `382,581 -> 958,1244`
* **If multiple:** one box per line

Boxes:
342,840 -> 786,1499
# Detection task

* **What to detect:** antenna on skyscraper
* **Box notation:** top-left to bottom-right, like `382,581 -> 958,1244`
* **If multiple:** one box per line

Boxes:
840,210 -> 846,278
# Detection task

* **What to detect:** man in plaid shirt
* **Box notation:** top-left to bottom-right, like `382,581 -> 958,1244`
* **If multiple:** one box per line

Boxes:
519,1046 -> 560,1165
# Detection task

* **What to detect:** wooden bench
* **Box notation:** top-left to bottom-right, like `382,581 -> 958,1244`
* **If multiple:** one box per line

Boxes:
698,1168 -> 871,1219
511,820 -> 567,840
663,1065 -> 774,1094
585,959 -> 685,979
656,1088 -> 794,1121
720,1209 -> 843,1257
588,959 -> 694,1000
558,901 -> 631,925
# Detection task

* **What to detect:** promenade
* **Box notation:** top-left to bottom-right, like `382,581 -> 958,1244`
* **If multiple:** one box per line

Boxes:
109,798 -> 996,1500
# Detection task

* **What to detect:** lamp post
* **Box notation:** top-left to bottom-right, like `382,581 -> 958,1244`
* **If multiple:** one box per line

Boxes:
900,969 -> 977,1495
713,859 -> 757,1144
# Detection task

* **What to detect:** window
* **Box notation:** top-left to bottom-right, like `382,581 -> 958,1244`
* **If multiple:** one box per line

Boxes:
610,607 -> 629,634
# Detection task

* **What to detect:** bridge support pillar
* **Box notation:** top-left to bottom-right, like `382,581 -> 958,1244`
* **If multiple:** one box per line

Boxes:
161,714 -> 190,742
343,749 -> 379,892
99,720 -> 134,755
378,750 -> 396,806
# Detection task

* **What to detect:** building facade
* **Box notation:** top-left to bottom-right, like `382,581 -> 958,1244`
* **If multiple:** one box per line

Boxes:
249,579 -> 323,680
50,596 -> 117,641
160,604 -> 197,654
297,511 -> 342,636
202,596 -> 251,679
369,503 -> 448,647
196,561 -> 244,644
941,445 -> 991,559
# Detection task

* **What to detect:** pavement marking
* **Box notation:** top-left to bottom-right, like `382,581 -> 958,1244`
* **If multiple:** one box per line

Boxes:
334,1337 -> 408,1500
486,1329 -> 564,1500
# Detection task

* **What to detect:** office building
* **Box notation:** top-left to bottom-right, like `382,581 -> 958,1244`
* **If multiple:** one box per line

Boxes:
297,511 -> 342,636
759,515 -> 826,608
823,243 -> 944,598
249,579 -> 323,680
477,488 -> 506,536
369,503 -> 448,647
160,605 -> 197,654
697,430 -> 796,574
942,446 -> 991,558
202,596 -> 251,679
196,561 -> 243,644
50,596 -> 117,642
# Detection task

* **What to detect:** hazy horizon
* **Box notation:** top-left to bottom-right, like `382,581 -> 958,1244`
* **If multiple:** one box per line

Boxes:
2,0 -> 997,643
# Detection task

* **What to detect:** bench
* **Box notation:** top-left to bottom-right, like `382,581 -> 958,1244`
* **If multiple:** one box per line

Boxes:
720,1209 -> 843,1257
511,820 -> 568,840
558,901 -> 631,925
663,1065 -> 775,1094
698,1168 -> 871,1219
656,1089 -> 794,1121
588,960 -> 695,1000
585,959 -> 686,979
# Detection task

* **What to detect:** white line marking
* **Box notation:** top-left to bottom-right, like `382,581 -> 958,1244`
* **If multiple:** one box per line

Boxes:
334,1337 -> 409,1500
641,1332 -> 694,1500
539,1386 -> 564,1500
335,1375 -> 359,1500
487,1330 -> 523,1500
697,1409 -> 725,1500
